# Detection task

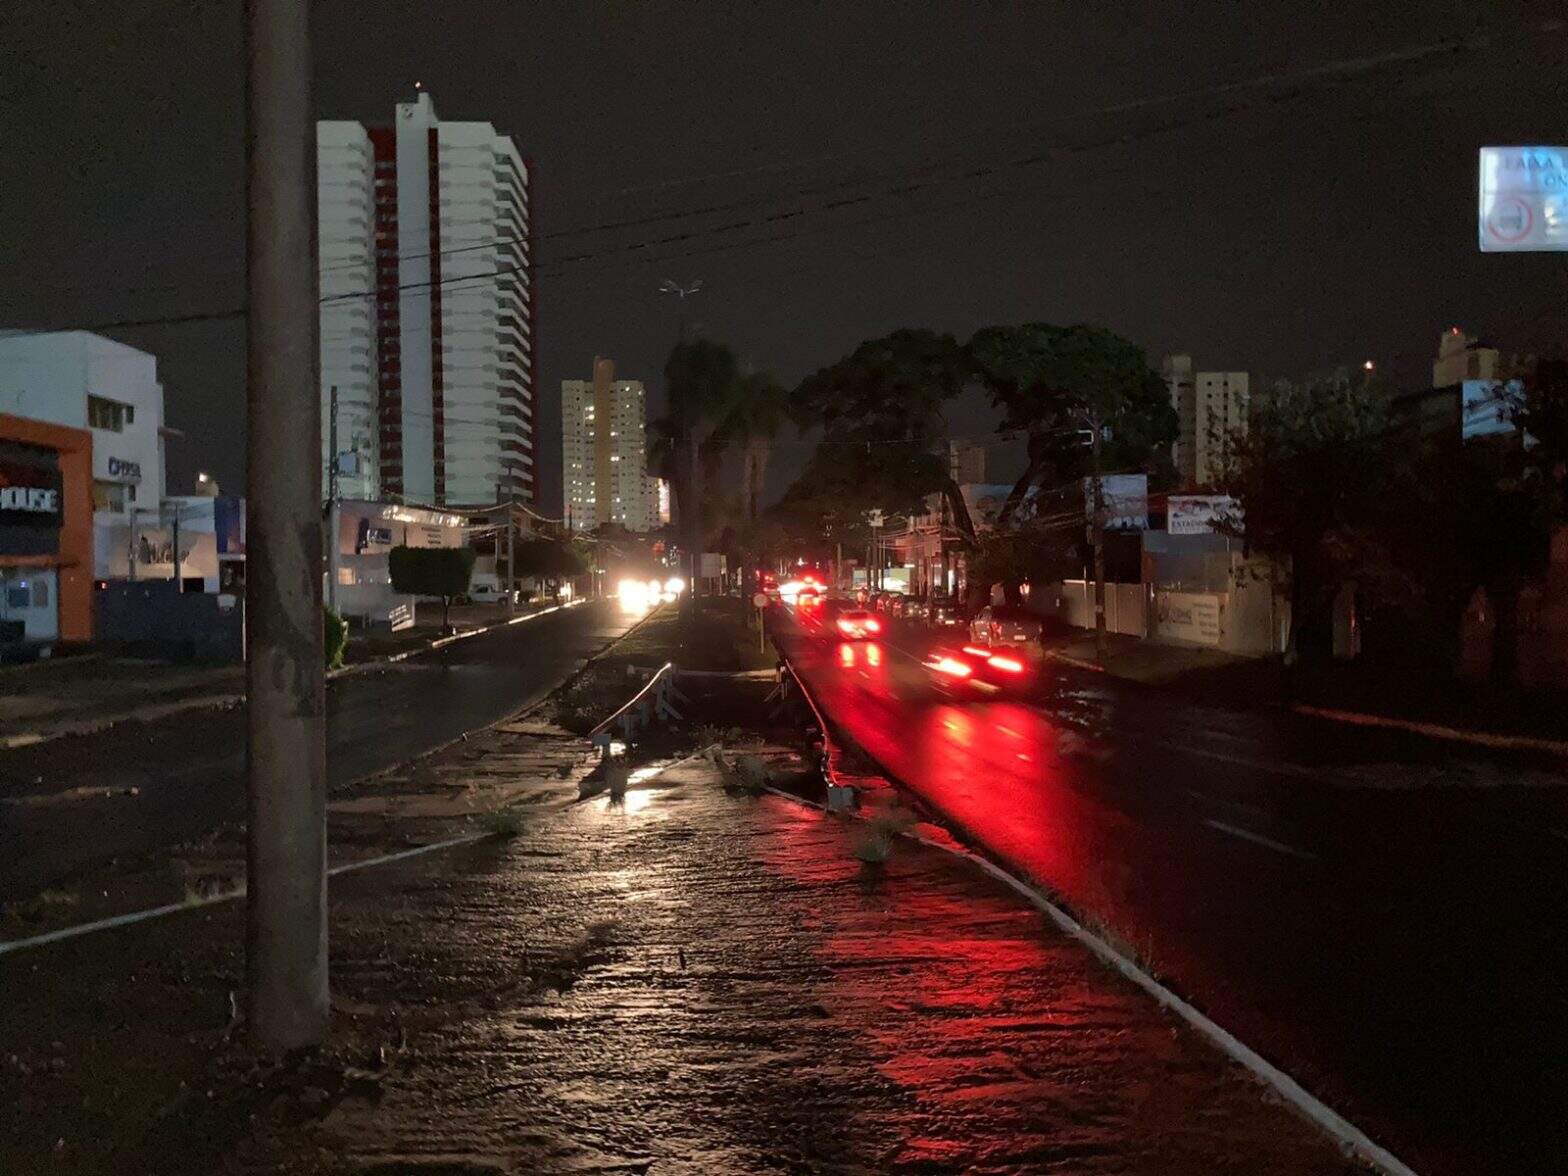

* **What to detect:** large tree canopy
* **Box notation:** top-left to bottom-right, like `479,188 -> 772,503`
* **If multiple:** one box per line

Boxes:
967,322 -> 1176,527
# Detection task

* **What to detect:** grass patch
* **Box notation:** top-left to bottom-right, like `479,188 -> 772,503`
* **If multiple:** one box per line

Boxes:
478,806 -> 527,839
851,805 -> 918,864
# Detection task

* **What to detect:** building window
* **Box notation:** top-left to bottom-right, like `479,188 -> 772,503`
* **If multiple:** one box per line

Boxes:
88,395 -> 134,432
92,480 -> 127,511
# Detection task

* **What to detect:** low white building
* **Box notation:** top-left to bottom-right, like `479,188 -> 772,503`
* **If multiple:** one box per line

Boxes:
0,330 -> 169,573
331,498 -> 468,627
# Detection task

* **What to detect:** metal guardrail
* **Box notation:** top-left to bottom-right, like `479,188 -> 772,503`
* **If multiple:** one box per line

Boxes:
589,661 -> 686,750
769,651 -> 857,810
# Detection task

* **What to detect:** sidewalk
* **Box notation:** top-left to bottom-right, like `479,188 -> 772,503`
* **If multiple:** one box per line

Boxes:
2,727 -> 1360,1173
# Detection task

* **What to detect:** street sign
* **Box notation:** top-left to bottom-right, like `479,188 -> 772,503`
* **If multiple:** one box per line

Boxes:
1479,146 -> 1568,252
752,592 -> 769,609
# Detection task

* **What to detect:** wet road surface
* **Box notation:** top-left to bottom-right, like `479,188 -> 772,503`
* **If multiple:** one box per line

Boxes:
233,759 -> 1357,1175
0,599 -> 637,901
781,611 -> 1568,1176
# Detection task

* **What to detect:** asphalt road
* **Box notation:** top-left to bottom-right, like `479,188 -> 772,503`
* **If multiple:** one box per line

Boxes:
0,599 -> 638,902
780,610 -> 1568,1176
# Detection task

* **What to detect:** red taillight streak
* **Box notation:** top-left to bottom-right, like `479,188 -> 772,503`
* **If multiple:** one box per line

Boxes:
865,618 -> 880,632
932,656 -> 972,678
962,645 -> 991,657
986,654 -> 1025,673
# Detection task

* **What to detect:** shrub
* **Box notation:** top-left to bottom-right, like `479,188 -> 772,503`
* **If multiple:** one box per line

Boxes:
324,609 -> 348,669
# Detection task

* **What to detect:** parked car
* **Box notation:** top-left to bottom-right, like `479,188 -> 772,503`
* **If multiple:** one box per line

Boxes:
873,591 -> 903,614
468,576 -> 519,606
968,604 -> 1044,646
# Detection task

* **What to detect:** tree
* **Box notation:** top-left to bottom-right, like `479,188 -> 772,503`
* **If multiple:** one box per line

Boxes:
785,329 -> 977,545
967,322 -> 1176,527
967,323 -> 1175,654
1218,374 -> 1409,671
650,338 -> 743,616
388,545 -> 476,634
709,369 -> 787,523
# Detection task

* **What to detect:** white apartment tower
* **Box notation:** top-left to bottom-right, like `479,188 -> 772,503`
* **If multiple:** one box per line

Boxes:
317,91 -> 536,507
318,121 -> 379,500
562,357 -> 655,532
1162,353 -> 1248,487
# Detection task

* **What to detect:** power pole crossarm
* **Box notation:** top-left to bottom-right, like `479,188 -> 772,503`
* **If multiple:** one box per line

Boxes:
245,0 -> 329,1053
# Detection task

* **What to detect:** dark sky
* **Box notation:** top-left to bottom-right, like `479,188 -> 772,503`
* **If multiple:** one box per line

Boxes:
4,2 -> 1565,510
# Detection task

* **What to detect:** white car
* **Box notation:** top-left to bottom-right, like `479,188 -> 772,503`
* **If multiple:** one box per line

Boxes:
468,579 -> 519,605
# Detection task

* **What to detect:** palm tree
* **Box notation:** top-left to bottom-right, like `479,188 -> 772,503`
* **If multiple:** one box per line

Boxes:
650,338 -> 742,609
710,370 -> 787,523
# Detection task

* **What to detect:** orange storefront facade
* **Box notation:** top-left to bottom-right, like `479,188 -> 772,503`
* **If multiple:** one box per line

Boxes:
0,413 -> 93,645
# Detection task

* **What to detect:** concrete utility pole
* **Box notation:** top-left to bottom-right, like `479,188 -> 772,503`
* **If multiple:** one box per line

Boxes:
244,0 -> 328,1052
1089,413 -> 1109,663
505,501 -> 516,613
659,278 -> 703,621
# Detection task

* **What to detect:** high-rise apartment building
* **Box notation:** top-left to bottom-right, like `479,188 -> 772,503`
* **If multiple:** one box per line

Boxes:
318,121 -> 379,500
1433,326 -> 1502,387
1162,354 -> 1248,486
1161,353 -> 1196,484
318,90 -> 536,507
561,357 -> 655,531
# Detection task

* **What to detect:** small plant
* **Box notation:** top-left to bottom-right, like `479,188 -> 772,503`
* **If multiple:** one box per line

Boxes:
604,757 -> 630,802
479,806 -> 526,839
851,805 -> 918,865
726,754 -> 772,795
323,609 -> 349,669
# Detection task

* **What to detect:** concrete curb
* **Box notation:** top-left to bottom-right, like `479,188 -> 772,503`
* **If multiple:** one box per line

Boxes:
0,599 -> 591,752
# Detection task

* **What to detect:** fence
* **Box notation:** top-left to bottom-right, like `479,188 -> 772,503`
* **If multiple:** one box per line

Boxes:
1056,580 -> 1148,637
94,580 -> 244,662
589,662 -> 686,750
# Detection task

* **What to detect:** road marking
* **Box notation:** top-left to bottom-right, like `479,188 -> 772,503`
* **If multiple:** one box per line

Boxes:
1204,818 -> 1318,860
1294,703 -> 1568,759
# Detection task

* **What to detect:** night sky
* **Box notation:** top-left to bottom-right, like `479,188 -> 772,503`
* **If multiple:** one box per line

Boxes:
4,2 -> 1565,510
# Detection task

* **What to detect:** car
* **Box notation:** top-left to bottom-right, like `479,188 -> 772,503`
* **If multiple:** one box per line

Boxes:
834,608 -> 882,641
873,591 -> 902,614
922,638 -> 1038,696
924,597 -> 963,628
969,604 -> 1044,646
468,578 -> 519,606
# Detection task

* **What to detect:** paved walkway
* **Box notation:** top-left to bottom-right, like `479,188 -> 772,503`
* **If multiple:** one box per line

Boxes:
232,758 -> 1355,1174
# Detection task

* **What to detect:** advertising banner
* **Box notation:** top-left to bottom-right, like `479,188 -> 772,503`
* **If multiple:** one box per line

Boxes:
1167,494 -> 1241,536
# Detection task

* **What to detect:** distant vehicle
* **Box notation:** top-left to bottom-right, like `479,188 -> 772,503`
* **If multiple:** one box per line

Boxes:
468,575 -> 519,606
873,591 -> 903,614
924,597 -> 963,628
834,608 -> 881,641
969,604 -> 1043,646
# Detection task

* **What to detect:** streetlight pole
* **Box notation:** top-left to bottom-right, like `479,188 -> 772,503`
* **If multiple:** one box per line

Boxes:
244,0 -> 328,1052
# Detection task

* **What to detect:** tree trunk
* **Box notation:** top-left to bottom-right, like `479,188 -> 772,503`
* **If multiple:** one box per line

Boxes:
996,453 -> 1046,530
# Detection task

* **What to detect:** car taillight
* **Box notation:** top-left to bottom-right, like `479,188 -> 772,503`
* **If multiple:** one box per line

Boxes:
986,654 -> 1025,674
837,617 -> 855,633
932,656 -> 972,678
962,645 -> 991,658
865,618 -> 880,632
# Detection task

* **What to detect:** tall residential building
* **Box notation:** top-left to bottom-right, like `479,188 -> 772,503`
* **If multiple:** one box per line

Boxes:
1162,353 -> 1247,486
1433,326 -> 1502,387
1194,370 -> 1248,486
317,90 -> 536,507
561,357 -> 654,531
318,121 -> 379,500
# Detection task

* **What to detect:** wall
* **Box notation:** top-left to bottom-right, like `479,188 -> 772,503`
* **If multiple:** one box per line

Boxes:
1057,580 -> 1148,637
95,579 -> 243,662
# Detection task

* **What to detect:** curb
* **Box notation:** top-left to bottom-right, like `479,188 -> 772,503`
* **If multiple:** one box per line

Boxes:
776,653 -> 1418,1176
0,599 -> 592,753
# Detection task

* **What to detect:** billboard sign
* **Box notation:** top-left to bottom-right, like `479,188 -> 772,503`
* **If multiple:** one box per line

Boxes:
1082,473 -> 1148,530
1461,378 -> 1523,439
1479,147 -> 1568,252
1167,494 -> 1242,536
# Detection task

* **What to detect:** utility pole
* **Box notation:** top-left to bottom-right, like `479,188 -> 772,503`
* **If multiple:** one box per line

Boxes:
505,500 -> 516,613
659,277 -> 703,624
326,385 -> 341,616
170,504 -> 182,592
1089,412 -> 1109,663
244,0 -> 328,1052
